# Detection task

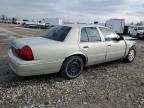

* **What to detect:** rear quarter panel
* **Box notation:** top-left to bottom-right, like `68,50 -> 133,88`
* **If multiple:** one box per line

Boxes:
30,26 -> 82,71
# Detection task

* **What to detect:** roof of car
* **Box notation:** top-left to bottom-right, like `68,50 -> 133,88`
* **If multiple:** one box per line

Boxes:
62,24 -> 106,28
137,26 -> 144,27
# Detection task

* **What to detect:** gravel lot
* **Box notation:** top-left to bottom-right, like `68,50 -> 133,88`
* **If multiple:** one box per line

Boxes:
0,24 -> 144,108
0,23 -> 44,37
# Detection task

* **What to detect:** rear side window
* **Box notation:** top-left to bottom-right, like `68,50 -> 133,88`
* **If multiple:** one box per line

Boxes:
81,28 -> 89,42
81,27 -> 101,42
41,26 -> 71,41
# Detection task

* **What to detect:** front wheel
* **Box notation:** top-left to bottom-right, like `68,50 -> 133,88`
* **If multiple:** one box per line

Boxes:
136,34 -> 140,39
129,32 -> 131,37
123,47 -> 136,63
60,56 -> 84,79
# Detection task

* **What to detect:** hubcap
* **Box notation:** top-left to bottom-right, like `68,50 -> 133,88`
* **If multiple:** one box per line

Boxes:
67,59 -> 82,76
128,50 -> 135,61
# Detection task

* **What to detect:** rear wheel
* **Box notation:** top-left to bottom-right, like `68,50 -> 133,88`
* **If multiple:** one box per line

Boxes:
136,33 -> 140,39
61,56 -> 84,79
123,47 -> 136,63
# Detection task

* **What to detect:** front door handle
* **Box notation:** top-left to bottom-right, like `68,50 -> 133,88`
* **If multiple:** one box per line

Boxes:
83,46 -> 89,48
107,44 -> 111,47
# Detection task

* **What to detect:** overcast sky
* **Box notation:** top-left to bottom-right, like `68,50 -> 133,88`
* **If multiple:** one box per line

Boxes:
0,0 -> 143,23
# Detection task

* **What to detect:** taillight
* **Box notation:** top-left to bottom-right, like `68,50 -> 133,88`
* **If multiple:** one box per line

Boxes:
17,46 -> 34,60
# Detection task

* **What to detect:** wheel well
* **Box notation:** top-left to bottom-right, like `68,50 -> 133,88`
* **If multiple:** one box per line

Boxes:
65,54 -> 87,66
131,45 -> 136,50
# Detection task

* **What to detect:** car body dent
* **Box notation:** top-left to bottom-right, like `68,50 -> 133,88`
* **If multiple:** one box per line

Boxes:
123,40 -> 136,58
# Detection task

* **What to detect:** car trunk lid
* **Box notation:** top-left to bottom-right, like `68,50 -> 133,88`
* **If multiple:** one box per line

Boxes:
11,37 -> 59,49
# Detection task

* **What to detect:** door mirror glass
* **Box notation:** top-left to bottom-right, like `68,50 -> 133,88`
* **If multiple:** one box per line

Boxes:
112,37 -> 121,41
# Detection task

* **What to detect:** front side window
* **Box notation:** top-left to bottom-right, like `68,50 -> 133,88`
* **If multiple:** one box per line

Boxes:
138,27 -> 144,30
99,27 -> 120,41
41,26 -> 71,41
80,27 -> 101,42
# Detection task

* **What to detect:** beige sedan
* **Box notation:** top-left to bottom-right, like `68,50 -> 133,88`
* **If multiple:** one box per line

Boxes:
8,24 -> 136,79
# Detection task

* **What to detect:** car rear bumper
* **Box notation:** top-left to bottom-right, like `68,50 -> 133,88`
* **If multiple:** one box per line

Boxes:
8,50 -> 63,76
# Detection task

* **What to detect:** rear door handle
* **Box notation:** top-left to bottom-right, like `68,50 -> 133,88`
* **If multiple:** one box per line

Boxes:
83,46 -> 89,48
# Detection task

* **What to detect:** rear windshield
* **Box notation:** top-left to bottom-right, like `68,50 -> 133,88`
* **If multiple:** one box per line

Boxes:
41,26 -> 71,41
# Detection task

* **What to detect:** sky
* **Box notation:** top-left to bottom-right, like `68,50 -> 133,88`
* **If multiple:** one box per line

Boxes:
0,0 -> 143,23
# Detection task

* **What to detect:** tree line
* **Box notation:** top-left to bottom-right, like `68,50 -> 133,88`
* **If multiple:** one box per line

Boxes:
0,14 -> 20,24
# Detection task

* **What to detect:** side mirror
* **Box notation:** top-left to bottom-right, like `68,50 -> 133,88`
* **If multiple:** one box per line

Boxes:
112,37 -> 121,41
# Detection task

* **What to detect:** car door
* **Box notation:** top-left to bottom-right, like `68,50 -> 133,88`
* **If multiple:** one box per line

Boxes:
99,27 -> 126,61
129,27 -> 133,35
133,27 -> 138,36
131,27 -> 135,36
79,27 -> 107,65
131,27 -> 137,37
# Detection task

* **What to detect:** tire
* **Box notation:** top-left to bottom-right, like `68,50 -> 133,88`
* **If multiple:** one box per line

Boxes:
129,32 -> 131,37
60,56 -> 84,79
136,34 -> 140,39
123,47 -> 136,63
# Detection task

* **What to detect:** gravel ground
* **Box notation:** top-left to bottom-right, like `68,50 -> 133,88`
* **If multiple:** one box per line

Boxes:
0,23 -> 45,36
0,24 -> 144,108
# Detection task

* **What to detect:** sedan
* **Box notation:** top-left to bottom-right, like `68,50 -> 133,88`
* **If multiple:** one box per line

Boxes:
8,25 -> 136,79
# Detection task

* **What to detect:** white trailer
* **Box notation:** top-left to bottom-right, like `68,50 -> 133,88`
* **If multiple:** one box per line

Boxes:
106,19 -> 125,34
42,18 -> 63,26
